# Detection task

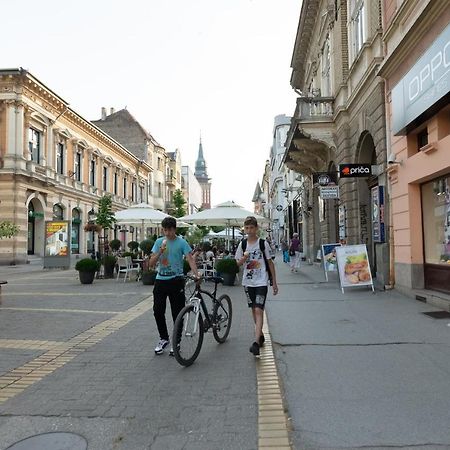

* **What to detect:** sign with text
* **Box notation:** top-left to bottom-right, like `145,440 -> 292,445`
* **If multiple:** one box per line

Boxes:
43,221 -> 71,269
320,186 -> 340,199
339,164 -> 372,178
322,243 -> 341,281
371,186 -> 385,242
392,21 -> 450,135
336,244 -> 374,293
313,172 -> 338,186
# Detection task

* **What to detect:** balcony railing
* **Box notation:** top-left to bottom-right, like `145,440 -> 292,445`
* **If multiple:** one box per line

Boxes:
296,96 -> 334,121
165,175 -> 176,185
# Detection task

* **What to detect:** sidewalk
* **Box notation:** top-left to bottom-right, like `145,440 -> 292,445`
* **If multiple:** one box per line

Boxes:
267,257 -> 450,449
0,268 -> 260,450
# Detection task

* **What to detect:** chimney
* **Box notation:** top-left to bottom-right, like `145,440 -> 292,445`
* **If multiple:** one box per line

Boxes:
101,107 -> 107,120
110,107 -> 115,115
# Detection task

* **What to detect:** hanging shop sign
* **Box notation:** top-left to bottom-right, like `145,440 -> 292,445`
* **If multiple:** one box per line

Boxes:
320,186 -> 340,199
336,244 -> 374,293
313,172 -> 338,186
322,243 -> 341,282
276,205 -> 283,212
371,186 -> 385,243
392,21 -> 450,135
43,220 -> 71,269
339,164 -> 372,178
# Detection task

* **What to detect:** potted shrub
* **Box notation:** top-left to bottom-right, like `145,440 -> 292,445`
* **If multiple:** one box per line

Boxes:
75,258 -> 101,284
109,239 -> 121,252
141,258 -> 157,285
127,241 -> 139,254
215,258 -> 239,286
139,239 -> 154,256
102,255 -> 117,279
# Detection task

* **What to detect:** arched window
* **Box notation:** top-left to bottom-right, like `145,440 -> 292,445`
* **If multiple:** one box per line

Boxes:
53,204 -> 64,220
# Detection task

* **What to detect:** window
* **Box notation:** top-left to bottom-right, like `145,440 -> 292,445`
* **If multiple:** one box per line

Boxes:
90,158 -> 96,186
114,172 -> 118,195
56,142 -> 64,175
148,175 -> 152,195
131,181 -> 136,202
74,152 -> 82,181
139,186 -> 144,202
321,35 -> 331,96
157,157 -> 162,170
103,166 -> 108,191
158,182 -> 162,198
350,0 -> 366,60
123,177 -> 127,199
53,204 -> 64,220
418,129 -> 429,149
28,128 -> 41,163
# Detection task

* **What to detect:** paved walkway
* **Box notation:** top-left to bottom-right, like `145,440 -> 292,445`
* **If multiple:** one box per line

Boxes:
0,267 -> 271,450
268,258 -> 450,450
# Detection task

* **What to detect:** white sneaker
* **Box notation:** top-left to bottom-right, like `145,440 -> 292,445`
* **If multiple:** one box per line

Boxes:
154,339 -> 169,355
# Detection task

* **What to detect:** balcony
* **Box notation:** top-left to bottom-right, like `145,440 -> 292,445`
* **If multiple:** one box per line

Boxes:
165,175 -> 176,186
283,96 -> 336,175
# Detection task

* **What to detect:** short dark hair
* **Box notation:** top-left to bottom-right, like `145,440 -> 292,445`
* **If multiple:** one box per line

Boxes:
161,217 -> 177,229
244,216 -> 258,227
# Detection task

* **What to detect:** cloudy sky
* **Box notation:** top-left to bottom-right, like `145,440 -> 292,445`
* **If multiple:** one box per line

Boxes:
3,0 -> 300,210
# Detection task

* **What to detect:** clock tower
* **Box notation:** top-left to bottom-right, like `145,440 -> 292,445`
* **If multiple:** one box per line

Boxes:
194,137 -> 211,209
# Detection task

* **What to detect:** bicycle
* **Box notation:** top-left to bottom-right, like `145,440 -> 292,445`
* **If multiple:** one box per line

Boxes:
172,275 -> 232,366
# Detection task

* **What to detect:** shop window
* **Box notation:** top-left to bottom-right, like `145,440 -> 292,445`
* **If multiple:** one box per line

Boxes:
422,175 -> 450,265
418,129 -> 428,150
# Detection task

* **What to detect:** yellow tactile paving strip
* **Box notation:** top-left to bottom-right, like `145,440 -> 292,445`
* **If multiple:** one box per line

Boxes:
0,297 -> 152,404
0,307 -> 120,315
0,339 -> 63,350
257,312 -> 292,449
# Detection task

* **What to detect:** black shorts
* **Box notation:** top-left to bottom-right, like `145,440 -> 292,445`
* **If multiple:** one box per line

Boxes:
244,286 -> 268,310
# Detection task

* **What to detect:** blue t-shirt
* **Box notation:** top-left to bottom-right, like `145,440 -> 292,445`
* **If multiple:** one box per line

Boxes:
152,236 -> 192,280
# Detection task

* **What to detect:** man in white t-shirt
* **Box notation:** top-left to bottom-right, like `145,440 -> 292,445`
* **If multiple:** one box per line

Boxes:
236,216 -> 278,357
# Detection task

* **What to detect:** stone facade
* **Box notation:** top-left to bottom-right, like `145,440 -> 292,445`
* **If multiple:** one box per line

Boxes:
0,69 -> 152,264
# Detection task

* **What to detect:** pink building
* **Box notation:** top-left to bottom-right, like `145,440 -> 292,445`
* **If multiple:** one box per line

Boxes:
381,1 -> 450,296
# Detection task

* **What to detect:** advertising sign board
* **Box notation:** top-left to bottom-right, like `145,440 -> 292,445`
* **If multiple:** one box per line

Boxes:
371,186 -> 385,242
322,243 -> 341,281
336,244 -> 374,293
339,164 -> 372,178
43,221 -> 71,269
320,186 -> 339,199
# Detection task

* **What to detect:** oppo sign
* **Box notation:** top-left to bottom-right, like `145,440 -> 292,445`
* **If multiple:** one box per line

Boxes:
392,22 -> 450,135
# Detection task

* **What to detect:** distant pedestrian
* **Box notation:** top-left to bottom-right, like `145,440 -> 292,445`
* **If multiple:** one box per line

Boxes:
280,239 -> 289,263
236,216 -> 278,357
289,233 -> 301,272
150,217 -> 199,356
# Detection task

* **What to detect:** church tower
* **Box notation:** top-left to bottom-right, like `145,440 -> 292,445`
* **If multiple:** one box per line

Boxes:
194,137 -> 211,209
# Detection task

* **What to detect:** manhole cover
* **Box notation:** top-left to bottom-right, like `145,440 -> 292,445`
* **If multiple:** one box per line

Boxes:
6,432 -> 87,450
422,311 -> 450,319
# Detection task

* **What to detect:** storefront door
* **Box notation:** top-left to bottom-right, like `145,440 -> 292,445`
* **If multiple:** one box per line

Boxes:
422,175 -> 450,294
27,204 -> 35,255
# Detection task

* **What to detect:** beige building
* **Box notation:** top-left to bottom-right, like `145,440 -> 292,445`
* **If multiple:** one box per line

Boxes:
0,69 -> 152,264
165,149 -> 182,214
380,0 -> 450,296
285,0 -> 389,286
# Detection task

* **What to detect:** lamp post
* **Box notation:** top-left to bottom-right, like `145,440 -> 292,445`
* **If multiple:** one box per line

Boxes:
88,207 -> 96,259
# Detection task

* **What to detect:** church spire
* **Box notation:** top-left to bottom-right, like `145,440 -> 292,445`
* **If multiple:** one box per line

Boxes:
195,135 -> 208,179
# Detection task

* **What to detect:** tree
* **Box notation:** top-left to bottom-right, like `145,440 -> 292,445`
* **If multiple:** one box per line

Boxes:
96,194 -> 116,231
0,221 -> 19,239
172,189 -> 186,218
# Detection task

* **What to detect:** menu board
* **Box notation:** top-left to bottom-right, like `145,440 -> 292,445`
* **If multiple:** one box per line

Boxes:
336,244 -> 374,292
322,243 -> 341,281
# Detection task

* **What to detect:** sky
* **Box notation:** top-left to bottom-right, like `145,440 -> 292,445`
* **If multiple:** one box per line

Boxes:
3,0 -> 300,210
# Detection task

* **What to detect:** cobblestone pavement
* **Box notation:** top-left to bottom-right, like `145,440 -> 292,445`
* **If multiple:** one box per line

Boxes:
0,267 -> 279,450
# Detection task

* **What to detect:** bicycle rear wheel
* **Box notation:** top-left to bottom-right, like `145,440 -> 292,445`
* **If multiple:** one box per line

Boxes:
173,304 -> 204,366
212,294 -> 232,343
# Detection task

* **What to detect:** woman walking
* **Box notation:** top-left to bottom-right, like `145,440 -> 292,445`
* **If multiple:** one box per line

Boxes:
280,239 -> 289,263
289,233 -> 301,272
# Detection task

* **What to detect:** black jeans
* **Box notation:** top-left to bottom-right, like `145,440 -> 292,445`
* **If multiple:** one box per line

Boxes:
153,277 -> 185,341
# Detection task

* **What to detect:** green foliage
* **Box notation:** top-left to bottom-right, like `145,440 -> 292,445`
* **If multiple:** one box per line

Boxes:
185,229 -> 205,246
102,255 -> 117,268
127,241 -> 139,252
172,189 -> 186,218
121,251 -> 134,258
139,239 -> 154,256
215,258 -> 239,274
75,258 -> 101,272
109,239 -> 121,251
211,226 -> 225,233
198,225 -> 210,237
96,195 -> 116,231
0,221 -> 20,239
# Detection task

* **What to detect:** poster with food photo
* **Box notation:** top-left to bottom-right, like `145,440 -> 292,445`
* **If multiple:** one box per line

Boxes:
336,244 -> 373,291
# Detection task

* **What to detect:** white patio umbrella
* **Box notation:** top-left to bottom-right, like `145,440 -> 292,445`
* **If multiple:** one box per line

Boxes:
179,201 -> 269,249
115,203 -> 169,224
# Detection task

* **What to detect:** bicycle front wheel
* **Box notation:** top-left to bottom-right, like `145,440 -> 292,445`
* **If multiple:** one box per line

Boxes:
212,294 -> 232,343
173,304 -> 204,366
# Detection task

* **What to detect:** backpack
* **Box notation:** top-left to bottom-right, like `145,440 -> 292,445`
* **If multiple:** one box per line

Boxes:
241,238 -> 273,286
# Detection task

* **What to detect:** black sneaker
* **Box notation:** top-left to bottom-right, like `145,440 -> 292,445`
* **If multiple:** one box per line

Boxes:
259,333 -> 265,347
249,342 -> 260,357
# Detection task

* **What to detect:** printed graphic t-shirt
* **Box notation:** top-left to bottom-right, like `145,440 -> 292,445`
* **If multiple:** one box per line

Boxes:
152,236 -> 192,280
235,239 -> 272,287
